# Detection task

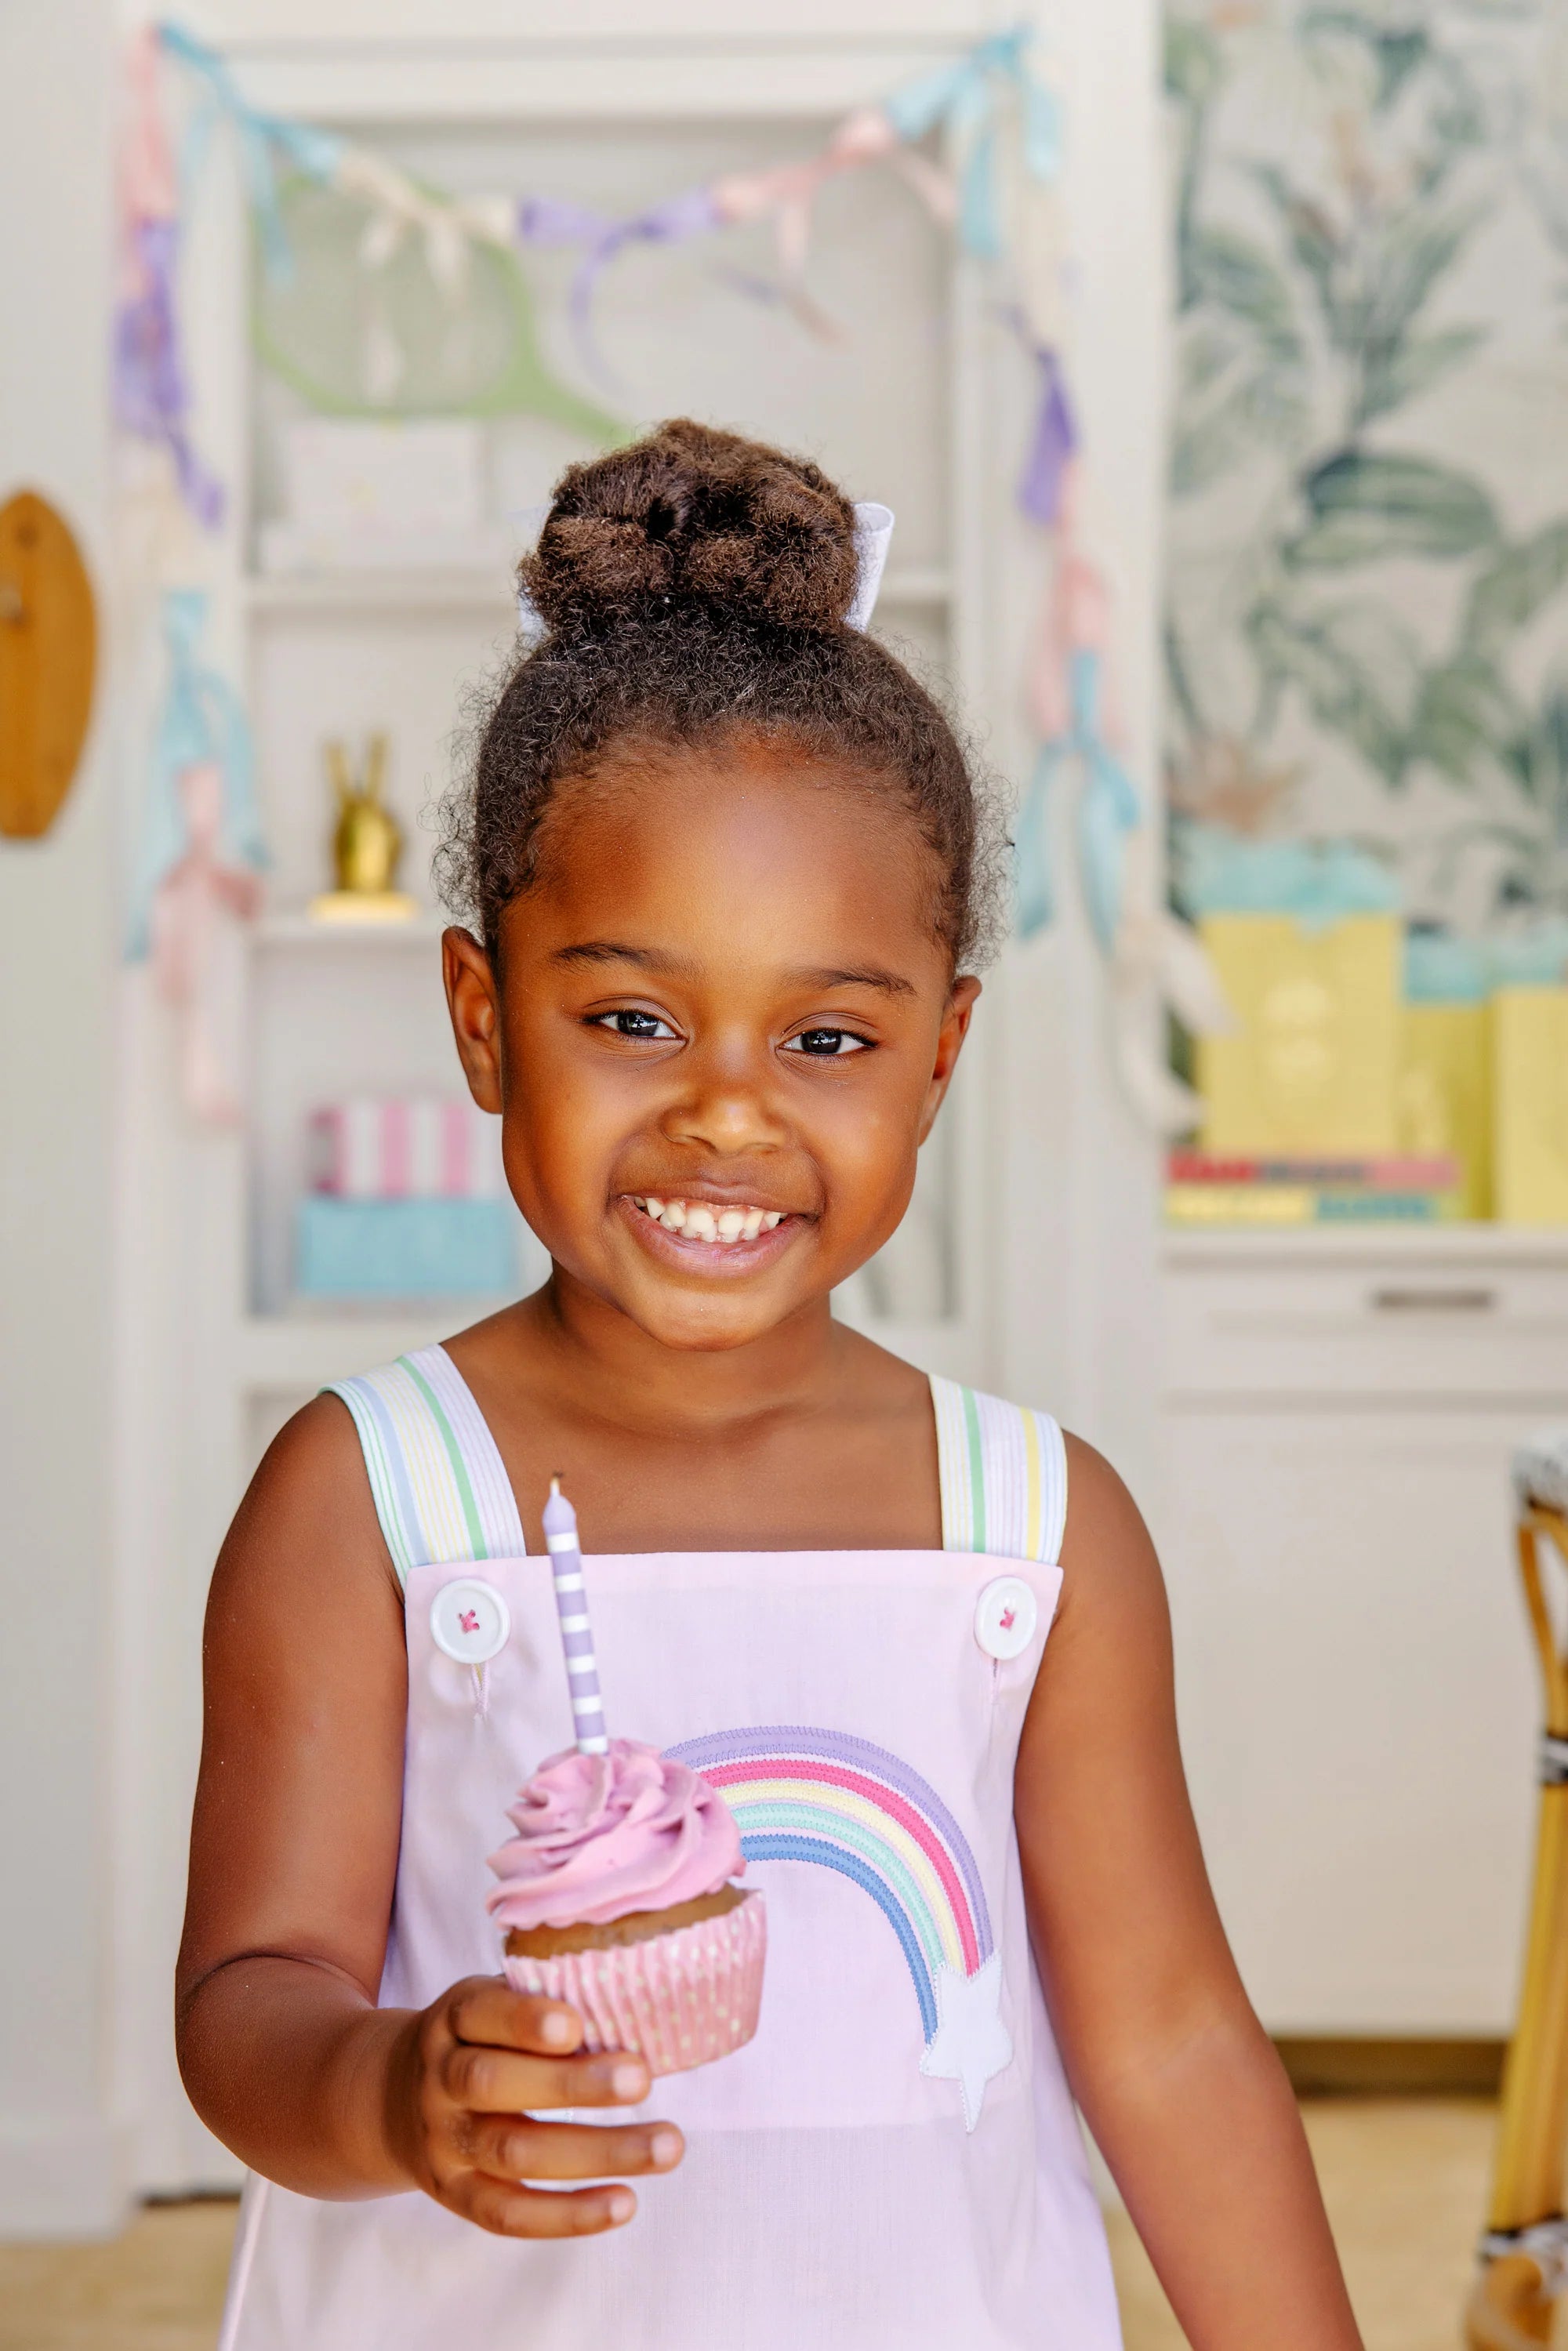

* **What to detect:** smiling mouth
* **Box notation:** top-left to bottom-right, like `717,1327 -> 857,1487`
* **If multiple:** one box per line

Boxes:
622,1194 -> 800,1258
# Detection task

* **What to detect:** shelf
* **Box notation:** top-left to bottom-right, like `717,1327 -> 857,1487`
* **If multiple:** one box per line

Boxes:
1163,1223 -> 1568,1268
878,566 -> 953,607
241,564 -> 953,617
252,910 -> 450,947
245,569 -> 517,615
237,1305 -> 517,1392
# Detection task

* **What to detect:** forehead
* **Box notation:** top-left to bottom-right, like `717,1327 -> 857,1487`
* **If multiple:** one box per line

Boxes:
514,742 -> 947,981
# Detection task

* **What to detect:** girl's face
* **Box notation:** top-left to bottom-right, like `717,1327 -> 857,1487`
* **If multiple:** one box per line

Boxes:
445,741 -> 978,1354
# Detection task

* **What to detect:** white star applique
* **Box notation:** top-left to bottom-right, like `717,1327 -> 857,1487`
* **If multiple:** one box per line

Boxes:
919,1953 -> 1014,2131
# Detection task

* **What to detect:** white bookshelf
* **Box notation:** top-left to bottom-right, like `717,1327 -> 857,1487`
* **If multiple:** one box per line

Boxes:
1163,1222 -> 1568,1268
252,909 -> 449,946
220,98 -> 999,1469
242,562 -> 954,617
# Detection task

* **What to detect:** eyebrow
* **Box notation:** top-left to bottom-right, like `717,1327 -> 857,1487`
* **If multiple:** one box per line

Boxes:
550,941 -> 694,974
786,963 -> 916,998
550,942 -> 916,998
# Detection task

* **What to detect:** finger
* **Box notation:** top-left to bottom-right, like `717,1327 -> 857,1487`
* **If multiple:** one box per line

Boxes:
466,2115 -> 684,2184
459,2175 -> 637,2240
445,2043 -> 652,2115
448,1979 -> 584,2058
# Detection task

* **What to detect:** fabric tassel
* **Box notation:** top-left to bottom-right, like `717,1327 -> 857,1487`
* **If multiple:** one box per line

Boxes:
129,589 -> 266,957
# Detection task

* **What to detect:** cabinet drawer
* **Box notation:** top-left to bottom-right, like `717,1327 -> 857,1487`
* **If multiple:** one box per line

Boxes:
1163,1236 -> 1568,1399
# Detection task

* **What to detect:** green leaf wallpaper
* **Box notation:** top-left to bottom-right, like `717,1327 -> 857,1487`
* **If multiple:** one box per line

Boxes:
1166,1 -> 1568,921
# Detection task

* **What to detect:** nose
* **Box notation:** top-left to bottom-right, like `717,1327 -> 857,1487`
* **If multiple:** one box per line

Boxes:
659,1033 -> 789,1159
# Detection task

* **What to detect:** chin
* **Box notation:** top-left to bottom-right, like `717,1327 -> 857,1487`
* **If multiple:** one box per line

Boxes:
628,1289 -> 794,1355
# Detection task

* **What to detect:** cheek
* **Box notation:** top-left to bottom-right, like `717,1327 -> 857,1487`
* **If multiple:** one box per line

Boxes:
805,1061 -> 927,1200
497,1022 -> 627,1205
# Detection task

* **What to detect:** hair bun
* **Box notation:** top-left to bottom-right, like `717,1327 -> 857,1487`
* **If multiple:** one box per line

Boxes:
520,419 -> 860,636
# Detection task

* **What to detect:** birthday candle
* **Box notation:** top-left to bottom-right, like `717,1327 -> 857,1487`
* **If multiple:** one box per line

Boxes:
542,1476 -> 609,1756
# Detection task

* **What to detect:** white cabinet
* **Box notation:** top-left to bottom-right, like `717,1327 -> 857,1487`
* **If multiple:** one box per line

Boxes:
1161,1231 -> 1567,2034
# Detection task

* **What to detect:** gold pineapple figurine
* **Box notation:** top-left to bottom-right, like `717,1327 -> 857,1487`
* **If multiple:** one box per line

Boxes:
309,732 -> 417,923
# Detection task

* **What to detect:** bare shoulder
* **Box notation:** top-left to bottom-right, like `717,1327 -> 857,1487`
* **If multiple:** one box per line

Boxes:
206,1391 -> 402,1661
1023,1434 -> 1177,1751
1054,1431 -> 1168,1628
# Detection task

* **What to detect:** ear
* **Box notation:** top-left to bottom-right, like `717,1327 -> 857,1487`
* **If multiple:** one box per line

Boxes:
916,974 -> 981,1145
443,927 -> 505,1114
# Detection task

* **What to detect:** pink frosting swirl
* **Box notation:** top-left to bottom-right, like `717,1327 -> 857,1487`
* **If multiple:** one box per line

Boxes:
486,1738 -> 744,1932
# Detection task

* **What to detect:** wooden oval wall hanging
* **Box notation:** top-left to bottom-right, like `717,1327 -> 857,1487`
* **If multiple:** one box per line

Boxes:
0,488 -> 97,840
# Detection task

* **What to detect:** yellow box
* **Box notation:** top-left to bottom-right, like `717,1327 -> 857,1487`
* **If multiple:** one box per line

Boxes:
1494,988 -> 1568,1224
1399,1002 -> 1491,1219
1196,913 -> 1402,1156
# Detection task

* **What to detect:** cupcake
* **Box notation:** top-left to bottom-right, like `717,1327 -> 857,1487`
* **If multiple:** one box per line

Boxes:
488,1737 -> 765,2077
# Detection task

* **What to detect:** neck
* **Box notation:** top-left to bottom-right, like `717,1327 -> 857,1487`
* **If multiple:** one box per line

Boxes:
518,1268 -> 853,1442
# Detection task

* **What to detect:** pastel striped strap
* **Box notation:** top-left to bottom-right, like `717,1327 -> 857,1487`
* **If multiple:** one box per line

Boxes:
327,1344 -> 524,1584
929,1375 -> 1068,1566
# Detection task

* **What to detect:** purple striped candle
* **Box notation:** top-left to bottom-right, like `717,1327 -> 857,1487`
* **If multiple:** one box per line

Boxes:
542,1477 -> 608,1756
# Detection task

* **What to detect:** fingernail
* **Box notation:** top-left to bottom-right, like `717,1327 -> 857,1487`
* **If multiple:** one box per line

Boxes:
612,2061 -> 647,2100
539,2008 -> 575,2048
649,2129 -> 682,2170
607,2190 -> 636,2226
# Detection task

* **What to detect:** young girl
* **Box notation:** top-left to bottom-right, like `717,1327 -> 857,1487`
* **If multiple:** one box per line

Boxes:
179,420 -> 1363,2350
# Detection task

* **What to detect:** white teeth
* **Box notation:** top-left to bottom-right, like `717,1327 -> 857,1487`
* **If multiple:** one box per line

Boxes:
638,1196 -> 788,1243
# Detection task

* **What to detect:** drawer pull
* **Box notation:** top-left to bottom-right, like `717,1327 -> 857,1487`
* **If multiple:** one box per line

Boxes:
1370,1286 -> 1497,1314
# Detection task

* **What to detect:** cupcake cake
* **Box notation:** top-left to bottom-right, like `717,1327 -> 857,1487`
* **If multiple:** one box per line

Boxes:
488,1737 -> 766,2077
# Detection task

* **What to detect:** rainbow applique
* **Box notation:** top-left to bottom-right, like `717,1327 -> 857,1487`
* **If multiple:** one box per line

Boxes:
667,1725 -> 1014,2129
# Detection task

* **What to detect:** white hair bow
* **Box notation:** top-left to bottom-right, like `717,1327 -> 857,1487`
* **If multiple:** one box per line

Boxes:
514,499 -> 895,644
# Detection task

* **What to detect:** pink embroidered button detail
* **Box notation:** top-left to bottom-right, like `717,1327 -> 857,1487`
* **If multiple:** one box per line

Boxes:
974,1576 -> 1036,1662
430,1577 -> 511,1667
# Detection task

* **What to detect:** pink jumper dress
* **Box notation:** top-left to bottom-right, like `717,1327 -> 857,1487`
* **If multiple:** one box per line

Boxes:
217,1347 -> 1123,2350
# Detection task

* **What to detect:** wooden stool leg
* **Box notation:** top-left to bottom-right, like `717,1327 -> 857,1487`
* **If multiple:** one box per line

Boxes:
1466,2251 -> 1560,2351
1468,1513 -> 1568,2349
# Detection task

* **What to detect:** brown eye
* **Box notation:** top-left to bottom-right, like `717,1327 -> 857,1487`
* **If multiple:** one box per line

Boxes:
591,1009 -> 677,1039
786,1028 -> 869,1058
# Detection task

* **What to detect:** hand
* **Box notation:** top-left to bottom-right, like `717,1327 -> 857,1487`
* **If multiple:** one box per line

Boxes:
385,1975 -> 684,2236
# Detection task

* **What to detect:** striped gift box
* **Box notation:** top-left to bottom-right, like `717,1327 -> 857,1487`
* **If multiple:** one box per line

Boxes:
308,1097 -> 506,1201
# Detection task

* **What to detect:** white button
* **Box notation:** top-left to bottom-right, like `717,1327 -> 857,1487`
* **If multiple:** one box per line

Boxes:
975,1576 -> 1037,1662
430,1576 -> 511,1667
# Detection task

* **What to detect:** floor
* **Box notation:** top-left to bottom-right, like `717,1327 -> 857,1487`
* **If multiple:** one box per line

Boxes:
0,2100 -> 1509,2349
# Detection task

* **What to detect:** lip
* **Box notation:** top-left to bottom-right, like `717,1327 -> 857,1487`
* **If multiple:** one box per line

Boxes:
615,1194 -> 807,1276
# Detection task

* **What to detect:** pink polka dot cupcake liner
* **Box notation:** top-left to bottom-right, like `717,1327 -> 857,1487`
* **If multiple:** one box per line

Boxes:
503,1890 -> 766,2077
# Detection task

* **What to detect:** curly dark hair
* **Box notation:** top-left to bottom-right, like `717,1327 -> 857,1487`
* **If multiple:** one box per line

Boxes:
435,419 -> 1006,971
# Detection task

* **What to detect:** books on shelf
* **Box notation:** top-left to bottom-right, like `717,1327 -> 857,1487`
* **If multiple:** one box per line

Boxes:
1165,1152 -> 1461,1227
298,1096 -> 517,1301
296,1196 -> 520,1298
310,1097 -> 505,1200
1169,1152 -> 1459,1189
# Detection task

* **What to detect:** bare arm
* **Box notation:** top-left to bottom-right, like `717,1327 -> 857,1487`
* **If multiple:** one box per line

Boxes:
175,1397 -> 680,2235
1017,1438 -> 1363,2350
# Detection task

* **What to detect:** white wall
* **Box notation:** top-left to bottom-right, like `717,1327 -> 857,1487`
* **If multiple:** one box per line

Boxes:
0,0 -> 124,2236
